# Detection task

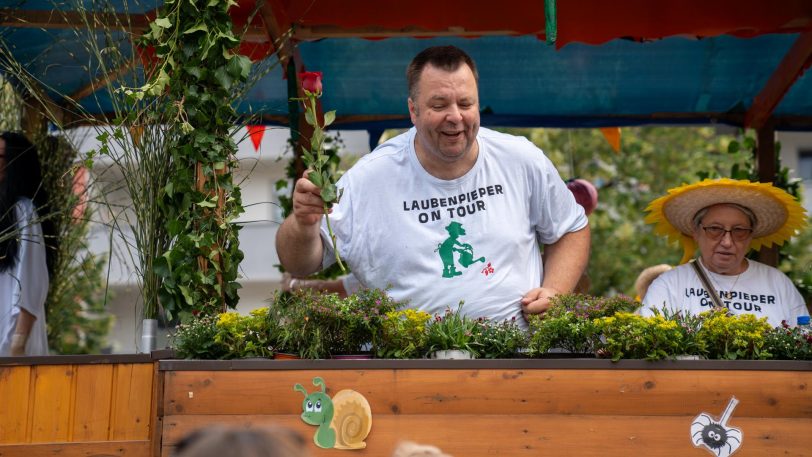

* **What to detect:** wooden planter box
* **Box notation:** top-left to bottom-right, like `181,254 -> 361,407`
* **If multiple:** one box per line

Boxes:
0,352 -> 166,457
2,355 -> 810,456
159,358 -> 812,457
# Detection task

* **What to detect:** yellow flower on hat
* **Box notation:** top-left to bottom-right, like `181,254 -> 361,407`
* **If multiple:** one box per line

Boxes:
645,178 -> 807,264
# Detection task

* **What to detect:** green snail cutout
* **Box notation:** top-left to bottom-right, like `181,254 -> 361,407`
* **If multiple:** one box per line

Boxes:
294,376 -> 372,450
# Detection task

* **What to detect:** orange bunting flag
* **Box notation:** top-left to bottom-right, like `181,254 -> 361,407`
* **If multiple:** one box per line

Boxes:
247,125 -> 265,152
600,127 -> 621,154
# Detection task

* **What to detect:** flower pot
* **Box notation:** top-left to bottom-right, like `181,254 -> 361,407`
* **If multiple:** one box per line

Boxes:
140,318 -> 158,354
274,352 -> 301,360
431,349 -> 474,360
674,354 -> 703,360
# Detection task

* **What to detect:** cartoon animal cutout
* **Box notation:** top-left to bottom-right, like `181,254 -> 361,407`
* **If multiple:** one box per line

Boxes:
691,396 -> 743,457
294,377 -> 372,450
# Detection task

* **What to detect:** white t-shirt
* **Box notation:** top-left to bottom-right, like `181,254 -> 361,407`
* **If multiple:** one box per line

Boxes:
641,258 -> 807,328
0,198 -> 49,356
320,127 -> 587,327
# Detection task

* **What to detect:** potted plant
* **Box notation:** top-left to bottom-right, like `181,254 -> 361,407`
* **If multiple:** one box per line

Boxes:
213,308 -> 275,359
763,322 -> 812,360
273,289 -> 335,359
330,288 -> 400,358
526,294 -> 637,356
426,303 -> 480,359
473,317 -> 527,359
171,314 -> 227,359
696,308 -> 773,360
272,288 -> 399,359
594,312 -> 684,361
374,309 -> 432,359
647,307 -> 708,359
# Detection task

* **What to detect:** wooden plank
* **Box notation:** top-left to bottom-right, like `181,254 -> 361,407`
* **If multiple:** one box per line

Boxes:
29,365 -> 74,443
161,414 -> 812,457
109,364 -> 153,441
0,366 -> 31,443
72,364 -> 114,441
0,440 -> 150,457
163,369 -> 812,418
745,29 -> 812,130
149,365 -> 164,457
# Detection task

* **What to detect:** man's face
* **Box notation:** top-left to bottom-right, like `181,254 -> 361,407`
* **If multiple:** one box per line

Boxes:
408,64 -> 480,172
692,204 -> 754,275
0,138 -> 6,183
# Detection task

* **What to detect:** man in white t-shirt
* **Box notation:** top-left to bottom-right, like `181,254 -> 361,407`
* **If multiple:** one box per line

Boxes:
276,45 -> 590,325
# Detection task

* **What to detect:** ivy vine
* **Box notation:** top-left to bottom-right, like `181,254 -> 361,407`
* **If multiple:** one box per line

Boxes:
139,0 -> 251,318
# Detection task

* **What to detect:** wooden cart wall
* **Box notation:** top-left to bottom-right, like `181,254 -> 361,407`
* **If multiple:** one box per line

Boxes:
0,353 -> 162,457
160,359 -> 812,457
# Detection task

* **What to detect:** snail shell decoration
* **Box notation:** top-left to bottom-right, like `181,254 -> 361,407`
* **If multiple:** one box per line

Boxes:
294,377 -> 372,450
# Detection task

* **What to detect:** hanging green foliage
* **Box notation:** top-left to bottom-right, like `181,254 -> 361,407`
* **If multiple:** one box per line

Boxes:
138,0 -> 252,319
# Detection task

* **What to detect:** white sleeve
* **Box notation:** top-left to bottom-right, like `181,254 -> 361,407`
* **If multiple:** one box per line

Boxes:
530,153 -> 588,245
641,275 -> 673,317
341,274 -> 363,295
13,202 -> 49,321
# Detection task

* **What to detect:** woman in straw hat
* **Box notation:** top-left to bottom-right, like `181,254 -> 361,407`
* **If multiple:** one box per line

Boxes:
640,178 -> 809,327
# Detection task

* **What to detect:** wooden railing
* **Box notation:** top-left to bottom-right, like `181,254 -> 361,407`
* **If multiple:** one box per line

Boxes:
0,352 -> 167,457
2,356 -> 810,456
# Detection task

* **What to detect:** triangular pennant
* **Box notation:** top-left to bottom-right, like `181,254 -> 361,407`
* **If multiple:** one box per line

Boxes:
600,127 -> 621,154
247,125 -> 265,152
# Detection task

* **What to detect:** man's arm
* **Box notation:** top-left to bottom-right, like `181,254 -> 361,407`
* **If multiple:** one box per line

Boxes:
521,224 -> 591,317
275,172 -> 327,276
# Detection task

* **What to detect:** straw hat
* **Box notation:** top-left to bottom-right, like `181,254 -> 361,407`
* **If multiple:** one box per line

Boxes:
645,178 -> 807,263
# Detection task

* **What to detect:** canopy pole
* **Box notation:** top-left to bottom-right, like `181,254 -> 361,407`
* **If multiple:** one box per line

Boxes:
544,0 -> 557,46
755,122 -> 779,267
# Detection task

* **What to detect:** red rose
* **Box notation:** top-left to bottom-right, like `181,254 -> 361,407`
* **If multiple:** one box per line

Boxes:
299,71 -> 323,95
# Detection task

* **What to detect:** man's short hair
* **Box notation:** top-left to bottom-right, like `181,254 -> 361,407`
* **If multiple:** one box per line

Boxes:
406,45 -> 478,100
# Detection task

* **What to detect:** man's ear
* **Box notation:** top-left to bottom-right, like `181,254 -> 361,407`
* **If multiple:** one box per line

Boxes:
408,98 -> 417,123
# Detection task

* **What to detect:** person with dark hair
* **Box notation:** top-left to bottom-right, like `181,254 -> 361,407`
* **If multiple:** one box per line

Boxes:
0,132 -> 53,356
276,45 -> 590,326
173,425 -> 310,457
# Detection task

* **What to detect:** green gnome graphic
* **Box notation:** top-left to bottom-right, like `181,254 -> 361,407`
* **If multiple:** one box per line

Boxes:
436,222 -> 485,278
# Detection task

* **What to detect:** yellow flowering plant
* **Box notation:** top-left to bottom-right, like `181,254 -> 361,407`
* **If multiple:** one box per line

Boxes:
375,309 -> 432,359
212,308 -> 275,359
696,309 -> 773,360
594,312 -> 684,361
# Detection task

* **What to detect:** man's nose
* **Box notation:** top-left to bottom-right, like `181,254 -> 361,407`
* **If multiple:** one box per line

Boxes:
446,104 -> 463,122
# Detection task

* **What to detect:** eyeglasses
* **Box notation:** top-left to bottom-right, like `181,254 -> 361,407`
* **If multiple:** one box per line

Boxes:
700,225 -> 753,241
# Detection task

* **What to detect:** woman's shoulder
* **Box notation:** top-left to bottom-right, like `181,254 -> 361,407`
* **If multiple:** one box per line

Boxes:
12,197 -> 37,219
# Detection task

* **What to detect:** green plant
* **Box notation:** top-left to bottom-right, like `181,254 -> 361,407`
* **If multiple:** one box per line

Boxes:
644,306 -> 708,357
763,324 -> 812,360
272,288 -> 398,358
526,294 -> 637,355
213,308 -> 275,359
426,303 -> 480,356
292,71 -> 345,272
170,314 -> 227,359
37,136 -> 113,354
474,317 -> 527,359
594,312 -> 684,361
375,309 -> 431,359
337,288 -> 400,355
137,0 -> 253,317
696,309 -> 773,360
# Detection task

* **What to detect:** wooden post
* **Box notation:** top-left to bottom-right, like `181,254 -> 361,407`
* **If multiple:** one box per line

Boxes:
755,122 -> 779,266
